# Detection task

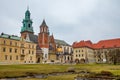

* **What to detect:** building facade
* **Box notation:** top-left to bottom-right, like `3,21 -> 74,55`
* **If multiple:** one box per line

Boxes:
55,39 -> 73,63
0,33 -> 37,64
72,39 -> 120,64
20,9 -> 56,63
72,40 -> 95,63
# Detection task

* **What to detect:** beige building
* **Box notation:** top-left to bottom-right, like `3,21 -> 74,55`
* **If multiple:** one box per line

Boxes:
73,39 -> 120,64
73,40 -> 95,63
0,33 -> 37,64
73,46 -> 95,63
55,39 -> 73,63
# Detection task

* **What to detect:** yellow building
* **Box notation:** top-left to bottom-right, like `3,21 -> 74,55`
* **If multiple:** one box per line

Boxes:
55,39 -> 73,63
0,33 -> 37,64
73,47 -> 95,63
72,41 -> 95,63
73,39 -> 120,64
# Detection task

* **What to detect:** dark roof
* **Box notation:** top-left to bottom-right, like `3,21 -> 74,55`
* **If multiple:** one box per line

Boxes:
40,19 -> 48,28
28,34 -> 38,43
0,33 -> 20,41
55,39 -> 70,46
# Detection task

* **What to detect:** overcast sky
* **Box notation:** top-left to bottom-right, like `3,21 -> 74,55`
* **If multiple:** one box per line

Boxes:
0,0 -> 120,44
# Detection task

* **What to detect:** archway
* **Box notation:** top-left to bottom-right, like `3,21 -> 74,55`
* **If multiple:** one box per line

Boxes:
75,59 -> 80,64
80,58 -> 85,63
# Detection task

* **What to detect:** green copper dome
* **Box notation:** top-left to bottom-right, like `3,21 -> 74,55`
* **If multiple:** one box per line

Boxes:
21,8 -> 34,33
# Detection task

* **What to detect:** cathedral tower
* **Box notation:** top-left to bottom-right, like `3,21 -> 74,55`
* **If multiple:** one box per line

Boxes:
38,20 -> 49,61
20,8 -> 34,39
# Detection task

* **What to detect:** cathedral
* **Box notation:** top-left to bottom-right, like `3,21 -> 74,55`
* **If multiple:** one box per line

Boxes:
20,8 -> 72,63
0,8 -> 73,64
20,8 -> 56,63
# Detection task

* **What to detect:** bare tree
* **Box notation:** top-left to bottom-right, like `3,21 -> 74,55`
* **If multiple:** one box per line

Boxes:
105,49 -> 120,65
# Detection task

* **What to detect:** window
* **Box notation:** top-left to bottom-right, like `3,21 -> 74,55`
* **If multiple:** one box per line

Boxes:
15,49 -> 17,53
16,55 -> 18,60
82,50 -> 83,52
28,24 -> 30,28
22,49 -> 24,54
29,50 -> 30,54
79,50 -> 80,52
67,56 -> 69,60
82,54 -> 84,57
3,47 -> 6,52
5,55 -> 7,60
79,54 -> 80,57
76,54 -> 78,57
3,40 -> 6,44
10,41 -> 12,45
76,50 -> 77,53
10,55 -> 12,60
9,48 -> 12,53
24,24 -> 25,27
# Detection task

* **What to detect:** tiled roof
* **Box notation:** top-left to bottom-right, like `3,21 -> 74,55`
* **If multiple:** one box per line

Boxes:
72,38 -> 120,49
93,38 -> 120,49
72,40 -> 93,48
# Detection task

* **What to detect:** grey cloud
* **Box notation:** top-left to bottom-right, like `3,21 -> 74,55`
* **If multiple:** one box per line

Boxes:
0,0 -> 120,44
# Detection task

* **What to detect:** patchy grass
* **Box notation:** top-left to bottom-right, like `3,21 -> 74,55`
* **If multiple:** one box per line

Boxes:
19,74 -> 77,80
0,64 -> 120,78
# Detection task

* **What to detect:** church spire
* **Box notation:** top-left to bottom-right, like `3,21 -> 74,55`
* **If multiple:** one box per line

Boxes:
39,19 -> 49,34
25,7 -> 30,20
40,19 -> 48,27
20,8 -> 34,38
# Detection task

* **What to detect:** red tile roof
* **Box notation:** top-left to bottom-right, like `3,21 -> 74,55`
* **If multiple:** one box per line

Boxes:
72,38 -> 120,49
72,40 -> 93,48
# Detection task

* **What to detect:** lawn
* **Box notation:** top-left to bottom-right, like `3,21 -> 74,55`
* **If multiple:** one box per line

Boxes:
0,64 -> 120,79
